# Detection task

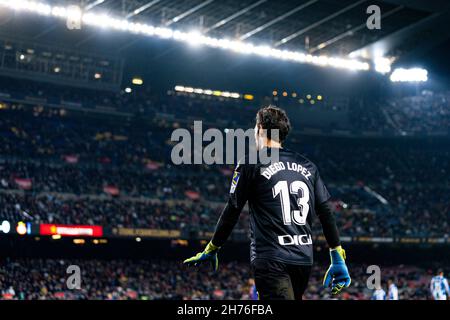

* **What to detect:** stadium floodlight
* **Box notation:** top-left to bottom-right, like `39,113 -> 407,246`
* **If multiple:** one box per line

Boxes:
390,68 -> 428,82
132,77 -> 143,85
73,239 -> 86,244
374,57 -> 392,74
84,0 -> 105,12
8,0 -> 51,15
174,85 -> 242,99
0,0 -> 372,72
0,220 -> 10,234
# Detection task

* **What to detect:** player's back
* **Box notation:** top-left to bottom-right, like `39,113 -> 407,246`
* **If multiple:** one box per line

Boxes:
246,148 -> 330,266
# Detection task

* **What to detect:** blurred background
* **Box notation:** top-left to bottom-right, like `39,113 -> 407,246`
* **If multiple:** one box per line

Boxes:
0,0 -> 449,300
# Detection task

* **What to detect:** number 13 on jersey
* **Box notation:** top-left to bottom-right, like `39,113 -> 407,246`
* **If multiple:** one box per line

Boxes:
272,180 -> 310,226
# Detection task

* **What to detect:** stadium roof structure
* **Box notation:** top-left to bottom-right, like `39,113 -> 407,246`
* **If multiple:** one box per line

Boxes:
3,1 -> 448,56
0,0 -> 449,78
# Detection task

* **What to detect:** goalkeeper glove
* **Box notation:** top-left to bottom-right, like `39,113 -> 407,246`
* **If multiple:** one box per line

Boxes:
183,241 -> 220,271
323,246 -> 351,295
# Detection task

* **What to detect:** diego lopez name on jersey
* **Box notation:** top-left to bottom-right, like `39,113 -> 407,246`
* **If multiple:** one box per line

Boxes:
260,161 -> 312,181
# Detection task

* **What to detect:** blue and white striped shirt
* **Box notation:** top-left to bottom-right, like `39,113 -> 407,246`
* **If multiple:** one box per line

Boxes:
388,284 -> 398,300
430,275 -> 449,300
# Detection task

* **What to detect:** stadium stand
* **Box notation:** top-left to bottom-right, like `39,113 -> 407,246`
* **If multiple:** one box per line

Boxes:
0,258 -> 435,300
1,81 -> 449,239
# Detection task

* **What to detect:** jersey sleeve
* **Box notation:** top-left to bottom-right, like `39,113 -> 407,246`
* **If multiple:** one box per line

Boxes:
314,168 -> 331,205
314,167 -> 340,247
228,162 -> 252,203
211,160 -> 253,247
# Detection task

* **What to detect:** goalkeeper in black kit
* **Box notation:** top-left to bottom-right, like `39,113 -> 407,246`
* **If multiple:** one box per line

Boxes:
184,106 -> 351,300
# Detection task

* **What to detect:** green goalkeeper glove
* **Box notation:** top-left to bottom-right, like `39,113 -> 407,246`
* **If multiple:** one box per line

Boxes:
183,241 -> 220,272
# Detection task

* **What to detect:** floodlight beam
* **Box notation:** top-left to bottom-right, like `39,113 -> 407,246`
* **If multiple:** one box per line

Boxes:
165,0 -> 215,27
309,6 -> 404,54
203,0 -> 268,33
239,0 -> 318,41
274,0 -> 367,47
84,0 -> 105,12
125,0 -> 161,19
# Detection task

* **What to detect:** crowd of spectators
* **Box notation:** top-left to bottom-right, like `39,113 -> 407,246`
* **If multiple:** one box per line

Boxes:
382,91 -> 450,135
347,90 -> 450,135
0,96 -> 449,238
2,76 -> 450,135
0,77 -> 449,301
0,258 -> 437,300
0,184 -> 447,237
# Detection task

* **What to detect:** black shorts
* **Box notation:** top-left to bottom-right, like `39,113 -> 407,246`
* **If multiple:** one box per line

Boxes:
251,259 -> 312,300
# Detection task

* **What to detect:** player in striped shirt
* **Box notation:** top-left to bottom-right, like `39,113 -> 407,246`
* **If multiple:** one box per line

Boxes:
372,285 -> 386,300
430,269 -> 449,300
388,278 -> 399,300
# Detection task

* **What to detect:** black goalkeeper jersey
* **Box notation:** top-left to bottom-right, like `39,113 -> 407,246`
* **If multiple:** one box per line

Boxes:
212,147 -> 331,266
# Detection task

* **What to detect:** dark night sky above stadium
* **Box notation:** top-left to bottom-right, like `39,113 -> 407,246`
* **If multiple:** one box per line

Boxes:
121,35 -> 450,98
121,37 -> 384,97
420,40 -> 450,79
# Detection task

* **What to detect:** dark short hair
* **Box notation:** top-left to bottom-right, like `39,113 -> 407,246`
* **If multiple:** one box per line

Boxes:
255,106 -> 291,144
